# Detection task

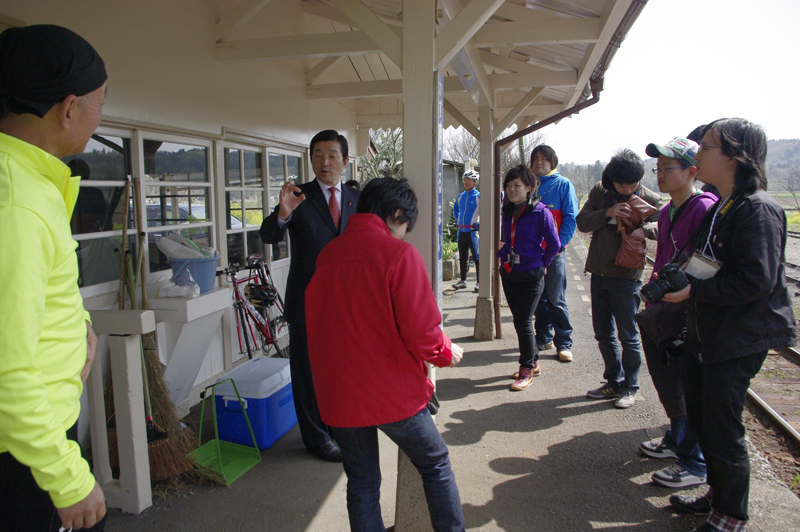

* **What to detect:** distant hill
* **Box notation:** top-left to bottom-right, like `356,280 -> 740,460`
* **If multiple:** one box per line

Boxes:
558,139 -> 800,195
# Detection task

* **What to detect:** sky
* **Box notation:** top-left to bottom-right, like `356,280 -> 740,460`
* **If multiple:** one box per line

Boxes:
538,0 -> 800,165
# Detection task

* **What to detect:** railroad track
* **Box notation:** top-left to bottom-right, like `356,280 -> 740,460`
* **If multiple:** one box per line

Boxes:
748,347 -> 800,448
784,262 -> 800,289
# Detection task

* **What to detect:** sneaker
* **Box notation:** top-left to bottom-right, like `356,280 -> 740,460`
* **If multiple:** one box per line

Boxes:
557,349 -> 573,362
452,280 -> 467,290
614,389 -> 636,409
586,383 -> 620,399
652,464 -> 706,488
669,493 -> 712,515
510,367 -> 534,391
511,361 -> 541,380
536,341 -> 554,351
640,439 -> 677,460
474,283 -> 479,293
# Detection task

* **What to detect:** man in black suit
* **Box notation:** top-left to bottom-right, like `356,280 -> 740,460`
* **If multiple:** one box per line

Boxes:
260,130 -> 359,462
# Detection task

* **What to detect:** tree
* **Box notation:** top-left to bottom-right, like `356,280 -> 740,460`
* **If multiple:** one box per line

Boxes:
563,164 -> 592,206
779,166 -> 800,211
442,126 -> 545,176
357,128 -> 403,181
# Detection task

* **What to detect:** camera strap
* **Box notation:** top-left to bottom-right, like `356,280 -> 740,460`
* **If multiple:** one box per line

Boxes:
667,202 -> 717,269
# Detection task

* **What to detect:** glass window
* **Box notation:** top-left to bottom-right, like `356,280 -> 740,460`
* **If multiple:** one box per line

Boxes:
267,153 -> 302,262
63,134 -> 133,287
143,139 -> 213,272
224,147 -> 266,266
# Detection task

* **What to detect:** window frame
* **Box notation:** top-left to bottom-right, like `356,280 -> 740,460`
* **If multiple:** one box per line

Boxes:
134,130 -> 216,277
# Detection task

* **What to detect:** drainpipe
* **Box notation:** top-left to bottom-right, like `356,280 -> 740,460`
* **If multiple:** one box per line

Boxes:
492,77 -> 604,338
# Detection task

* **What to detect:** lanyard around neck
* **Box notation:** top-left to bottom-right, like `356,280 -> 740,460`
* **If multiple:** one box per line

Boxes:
510,203 -> 527,249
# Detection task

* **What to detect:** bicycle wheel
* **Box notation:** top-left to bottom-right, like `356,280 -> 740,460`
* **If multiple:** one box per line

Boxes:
265,304 -> 290,358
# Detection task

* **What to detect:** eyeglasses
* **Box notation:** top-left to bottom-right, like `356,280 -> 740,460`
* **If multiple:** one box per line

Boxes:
651,166 -> 686,175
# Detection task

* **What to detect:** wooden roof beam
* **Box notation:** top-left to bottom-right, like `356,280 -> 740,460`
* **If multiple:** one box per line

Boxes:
565,0 -> 632,108
472,17 -> 600,47
435,0 -> 505,71
214,0 -> 273,42
331,0 -> 403,68
216,30 -> 380,61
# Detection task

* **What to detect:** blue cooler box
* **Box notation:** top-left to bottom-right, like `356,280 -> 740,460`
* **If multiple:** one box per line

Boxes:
214,357 -> 297,450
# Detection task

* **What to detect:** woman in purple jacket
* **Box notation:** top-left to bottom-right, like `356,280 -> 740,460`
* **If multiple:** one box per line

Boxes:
498,165 -> 560,391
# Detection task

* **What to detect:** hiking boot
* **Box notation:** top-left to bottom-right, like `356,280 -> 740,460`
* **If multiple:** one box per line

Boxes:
452,280 -> 467,290
669,493 -> 712,515
536,341 -> 554,351
557,349 -> 573,362
510,365 -> 537,391
652,464 -> 706,488
640,439 -> 677,460
586,383 -> 620,399
512,361 -> 541,379
614,389 -> 636,409
474,283 -> 479,293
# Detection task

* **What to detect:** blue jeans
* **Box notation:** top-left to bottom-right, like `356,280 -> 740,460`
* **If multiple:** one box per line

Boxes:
332,408 -> 465,532
534,253 -> 573,350
662,415 -> 706,477
590,275 -> 643,391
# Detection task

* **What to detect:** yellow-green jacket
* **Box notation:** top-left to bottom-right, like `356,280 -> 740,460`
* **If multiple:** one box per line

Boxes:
0,132 -> 95,508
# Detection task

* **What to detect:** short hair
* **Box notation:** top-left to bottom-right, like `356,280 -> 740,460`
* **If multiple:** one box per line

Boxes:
703,118 -> 767,193
687,125 -> 706,144
503,165 -> 538,199
357,177 -> 418,232
602,149 -> 644,189
310,129 -> 349,160
530,145 -> 558,170
344,179 -> 361,191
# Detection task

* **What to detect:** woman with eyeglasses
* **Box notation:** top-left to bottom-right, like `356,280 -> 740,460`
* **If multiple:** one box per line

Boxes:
662,118 -> 796,532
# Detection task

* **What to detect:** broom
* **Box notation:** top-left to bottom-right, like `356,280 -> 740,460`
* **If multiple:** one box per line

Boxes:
129,176 -> 206,482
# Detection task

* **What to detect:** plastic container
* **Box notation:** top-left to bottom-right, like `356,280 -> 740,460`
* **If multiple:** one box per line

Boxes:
214,357 -> 297,450
169,256 -> 220,294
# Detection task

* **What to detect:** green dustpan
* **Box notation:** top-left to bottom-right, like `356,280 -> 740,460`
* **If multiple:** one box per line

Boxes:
189,378 -> 261,485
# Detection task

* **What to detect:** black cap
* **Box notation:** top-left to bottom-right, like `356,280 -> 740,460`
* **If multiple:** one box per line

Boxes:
0,25 -> 107,117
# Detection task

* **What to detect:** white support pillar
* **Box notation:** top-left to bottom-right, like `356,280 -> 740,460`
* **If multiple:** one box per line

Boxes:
474,104 -> 495,339
396,1 -> 439,530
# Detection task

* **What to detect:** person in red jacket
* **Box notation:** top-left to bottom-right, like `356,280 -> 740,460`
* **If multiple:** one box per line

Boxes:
306,177 -> 465,532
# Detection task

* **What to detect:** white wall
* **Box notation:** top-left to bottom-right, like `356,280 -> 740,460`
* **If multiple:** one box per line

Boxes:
2,0 -> 361,418
2,0 -> 358,143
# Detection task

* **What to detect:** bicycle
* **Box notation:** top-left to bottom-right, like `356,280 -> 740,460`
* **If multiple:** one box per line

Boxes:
221,257 -> 290,359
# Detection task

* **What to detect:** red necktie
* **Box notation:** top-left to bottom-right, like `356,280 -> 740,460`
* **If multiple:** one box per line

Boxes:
328,187 -> 340,230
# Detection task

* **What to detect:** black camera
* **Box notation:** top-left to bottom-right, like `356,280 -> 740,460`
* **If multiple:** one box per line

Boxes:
640,263 -> 689,304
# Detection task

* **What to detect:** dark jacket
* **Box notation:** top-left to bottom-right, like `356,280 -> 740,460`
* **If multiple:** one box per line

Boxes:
576,181 -> 661,281
260,179 -> 359,324
687,190 -> 796,364
497,196 -> 560,273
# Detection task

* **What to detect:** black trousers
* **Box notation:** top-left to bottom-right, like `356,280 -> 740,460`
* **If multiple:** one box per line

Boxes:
0,424 -> 106,532
500,269 -> 545,369
289,322 -> 333,450
457,231 -> 478,282
682,349 -> 766,522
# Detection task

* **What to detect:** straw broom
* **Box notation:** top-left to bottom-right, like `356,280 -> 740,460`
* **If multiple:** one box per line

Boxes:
129,176 -> 197,481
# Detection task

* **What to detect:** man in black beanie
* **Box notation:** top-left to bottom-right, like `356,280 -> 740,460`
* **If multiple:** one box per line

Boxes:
0,24 -> 108,531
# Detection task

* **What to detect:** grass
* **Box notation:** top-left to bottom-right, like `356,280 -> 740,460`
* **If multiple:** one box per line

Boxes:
787,211 -> 800,232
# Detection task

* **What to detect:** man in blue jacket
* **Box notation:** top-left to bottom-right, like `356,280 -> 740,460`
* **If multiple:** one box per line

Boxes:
531,146 -> 578,362
452,170 -> 480,292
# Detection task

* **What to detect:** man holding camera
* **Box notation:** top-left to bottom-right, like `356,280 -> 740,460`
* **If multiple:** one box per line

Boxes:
576,149 -> 661,409
638,137 -> 717,489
